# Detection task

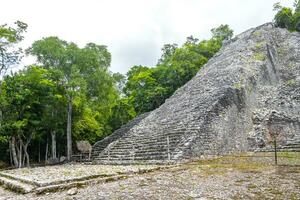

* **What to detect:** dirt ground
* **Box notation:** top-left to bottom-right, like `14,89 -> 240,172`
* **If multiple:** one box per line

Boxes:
0,153 -> 299,200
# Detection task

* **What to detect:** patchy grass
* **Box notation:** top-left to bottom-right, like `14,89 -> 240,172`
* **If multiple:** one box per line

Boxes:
188,152 -> 300,178
254,152 -> 300,166
247,183 -> 258,189
265,187 -> 284,196
0,152 -> 299,199
0,153 -> 300,199
194,154 -> 269,166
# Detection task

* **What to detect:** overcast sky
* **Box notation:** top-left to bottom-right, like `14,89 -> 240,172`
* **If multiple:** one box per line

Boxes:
0,0 -> 294,74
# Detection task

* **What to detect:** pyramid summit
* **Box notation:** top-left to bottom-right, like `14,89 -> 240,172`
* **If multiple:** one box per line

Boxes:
93,23 -> 300,164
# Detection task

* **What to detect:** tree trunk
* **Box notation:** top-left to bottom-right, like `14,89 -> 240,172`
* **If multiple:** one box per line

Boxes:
51,130 -> 57,159
15,139 -> 20,164
18,137 -> 23,168
22,133 -> 32,168
45,138 -> 48,162
67,96 -> 73,161
38,142 -> 41,163
11,137 -> 18,168
22,152 -> 25,167
22,144 -> 30,167
9,140 -> 12,166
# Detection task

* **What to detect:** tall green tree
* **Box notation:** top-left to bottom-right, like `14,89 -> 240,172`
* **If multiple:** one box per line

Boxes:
29,37 -> 115,160
0,66 -> 57,167
0,21 -> 27,155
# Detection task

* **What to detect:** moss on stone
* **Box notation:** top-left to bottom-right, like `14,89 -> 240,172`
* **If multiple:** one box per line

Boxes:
255,41 -> 266,49
286,79 -> 296,86
252,53 -> 266,61
277,46 -> 288,57
287,62 -> 296,69
253,30 -> 262,37
233,82 -> 243,89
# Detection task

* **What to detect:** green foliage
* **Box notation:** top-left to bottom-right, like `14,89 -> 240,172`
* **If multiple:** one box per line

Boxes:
0,34 -> 122,164
0,66 -> 58,148
73,107 -> 103,144
274,7 -> 294,30
0,21 -> 27,75
28,37 -> 118,145
211,24 -> 233,41
273,1 -> 300,32
124,25 -> 233,114
157,43 -> 178,65
108,98 -> 136,131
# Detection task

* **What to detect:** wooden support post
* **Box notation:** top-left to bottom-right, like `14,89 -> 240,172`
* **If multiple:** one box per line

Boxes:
274,139 -> 278,165
167,136 -> 170,161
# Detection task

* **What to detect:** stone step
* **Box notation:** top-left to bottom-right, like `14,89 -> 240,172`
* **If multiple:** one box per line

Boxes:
107,144 -> 178,151
119,134 -> 184,142
96,154 -> 169,161
94,159 -> 175,165
116,138 -> 182,144
93,136 -> 214,162
100,150 -> 172,157
97,150 -> 171,157
115,137 -> 180,143
104,144 -> 178,152
99,151 -> 173,159
0,176 -> 35,194
284,143 -> 300,147
277,147 -> 300,151
92,112 -> 150,159
279,145 -> 300,149
259,148 -> 300,152
113,141 -> 180,148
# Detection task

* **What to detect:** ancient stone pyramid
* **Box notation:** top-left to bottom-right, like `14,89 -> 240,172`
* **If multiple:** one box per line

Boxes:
93,23 -> 300,164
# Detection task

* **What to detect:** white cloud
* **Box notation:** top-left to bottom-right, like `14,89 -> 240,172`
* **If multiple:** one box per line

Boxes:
0,0 -> 295,74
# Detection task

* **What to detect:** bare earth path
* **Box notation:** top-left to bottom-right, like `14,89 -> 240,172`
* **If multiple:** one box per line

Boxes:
0,154 -> 300,200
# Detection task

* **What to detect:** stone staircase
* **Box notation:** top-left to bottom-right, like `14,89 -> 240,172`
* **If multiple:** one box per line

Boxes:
92,112 -> 150,159
257,136 -> 300,152
94,127 -> 184,164
277,137 -> 300,152
0,174 -> 35,193
93,117 -> 216,164
92,84 -> 238,164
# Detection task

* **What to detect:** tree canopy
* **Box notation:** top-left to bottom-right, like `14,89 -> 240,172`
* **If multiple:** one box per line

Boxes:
273,1 -> 300,32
